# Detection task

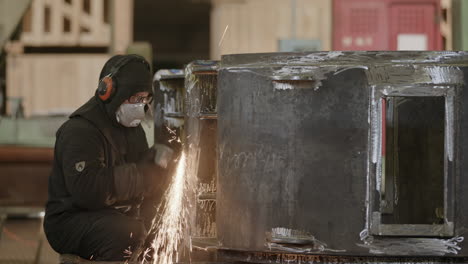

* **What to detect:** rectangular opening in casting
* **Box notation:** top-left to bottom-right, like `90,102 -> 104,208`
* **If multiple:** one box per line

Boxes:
380,96 -> 445,226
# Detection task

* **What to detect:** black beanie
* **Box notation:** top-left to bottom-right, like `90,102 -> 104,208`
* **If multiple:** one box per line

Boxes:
96,54 -> 153,119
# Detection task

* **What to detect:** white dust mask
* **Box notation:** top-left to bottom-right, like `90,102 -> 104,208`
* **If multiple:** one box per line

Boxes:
116,103 -> 146,127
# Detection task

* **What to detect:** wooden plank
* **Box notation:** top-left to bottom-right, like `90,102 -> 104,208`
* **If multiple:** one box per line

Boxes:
60,0 -> 78,44
24,0 -> 44,44
273,0 -> 292,50
6,54 -> 110,117
224,2 -> 235,54
32,56 -> 46,114
276,0 -> 292,45
91,0 -> 106,43
71,0 -> 82,43
209,3 -> 221,58
440,0 -> 452,50
237,0 -> 249,53
92,0 -> 105,31
20,0 -> 114,47
49,0 -> 62,44
80,0 -> 110,45
112,0 -> 134,53
5,54 -> 22,115
297,0 -> 331,50
4,41 -> 24,55
210,0 -> 332,59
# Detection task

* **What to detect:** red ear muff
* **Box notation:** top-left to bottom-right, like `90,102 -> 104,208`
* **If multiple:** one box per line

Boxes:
98,76 -> 114,102
97,55 -> 149,102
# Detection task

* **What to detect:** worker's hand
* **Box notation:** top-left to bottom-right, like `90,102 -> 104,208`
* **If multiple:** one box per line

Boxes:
138,144 -> 174,167
136,144 -> 177,196
136,161 -> 169,196
152,144 -> 174,169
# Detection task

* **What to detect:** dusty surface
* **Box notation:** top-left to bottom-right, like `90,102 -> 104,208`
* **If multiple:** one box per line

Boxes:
0,217 -> 58,264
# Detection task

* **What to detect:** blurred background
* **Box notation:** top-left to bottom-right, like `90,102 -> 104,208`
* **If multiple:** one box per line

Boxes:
1,0 -> 466,118
0,0 -> 466,263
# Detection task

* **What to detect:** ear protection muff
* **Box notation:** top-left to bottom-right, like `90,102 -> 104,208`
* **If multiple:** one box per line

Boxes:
97,74 -> 114,102
97,55 -> 150,103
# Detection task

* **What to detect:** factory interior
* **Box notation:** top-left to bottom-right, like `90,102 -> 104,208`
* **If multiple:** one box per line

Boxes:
1,0 -> 468,263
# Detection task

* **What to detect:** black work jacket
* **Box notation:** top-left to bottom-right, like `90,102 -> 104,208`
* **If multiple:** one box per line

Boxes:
44,97 -> 149,223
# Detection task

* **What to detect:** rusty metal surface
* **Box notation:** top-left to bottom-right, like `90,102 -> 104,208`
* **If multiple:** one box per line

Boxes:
216,51 -> 468,258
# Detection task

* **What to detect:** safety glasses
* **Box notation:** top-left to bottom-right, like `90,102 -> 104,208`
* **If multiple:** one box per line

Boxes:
129,94 -> 153,104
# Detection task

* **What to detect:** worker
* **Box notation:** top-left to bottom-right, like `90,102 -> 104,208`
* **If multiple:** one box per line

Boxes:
43,54 -> 174,261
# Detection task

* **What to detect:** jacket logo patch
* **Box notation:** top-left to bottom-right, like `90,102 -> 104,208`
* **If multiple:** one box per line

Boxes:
75,161 -> 86,172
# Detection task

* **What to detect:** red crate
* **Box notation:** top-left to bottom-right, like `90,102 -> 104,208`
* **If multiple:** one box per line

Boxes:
333,0 -> 442,51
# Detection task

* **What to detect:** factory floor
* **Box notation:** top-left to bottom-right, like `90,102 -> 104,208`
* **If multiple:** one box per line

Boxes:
0,217 -> 59,264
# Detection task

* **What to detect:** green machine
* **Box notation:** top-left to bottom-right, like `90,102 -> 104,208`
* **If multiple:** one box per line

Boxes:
453,0 -> 468,51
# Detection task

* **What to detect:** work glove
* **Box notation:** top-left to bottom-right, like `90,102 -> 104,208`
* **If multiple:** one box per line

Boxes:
136,144 -> 177,196
152,144 -> 175,169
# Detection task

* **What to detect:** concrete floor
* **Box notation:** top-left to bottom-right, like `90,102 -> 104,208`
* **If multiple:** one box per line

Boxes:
0,217 -> 59,264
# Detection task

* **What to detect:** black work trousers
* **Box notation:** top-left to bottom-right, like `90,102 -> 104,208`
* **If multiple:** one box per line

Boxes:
45,209 -> 146,261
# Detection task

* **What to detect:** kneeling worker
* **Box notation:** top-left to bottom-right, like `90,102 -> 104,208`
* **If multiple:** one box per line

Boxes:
44,54 -> 173,261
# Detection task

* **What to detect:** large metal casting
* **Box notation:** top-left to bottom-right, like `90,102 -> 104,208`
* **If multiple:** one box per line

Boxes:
216,51 -> 468,261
